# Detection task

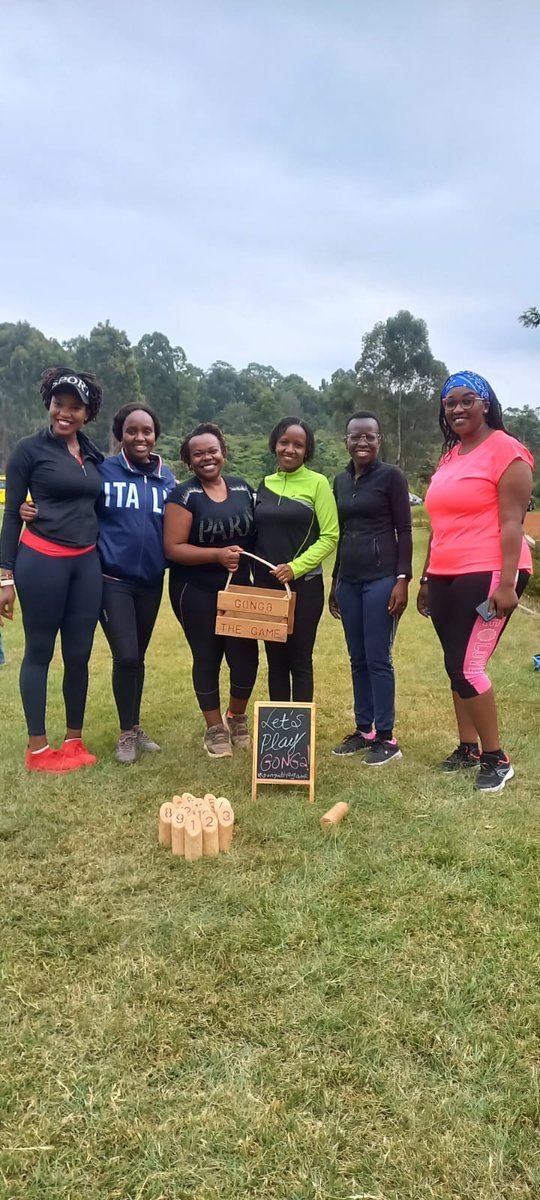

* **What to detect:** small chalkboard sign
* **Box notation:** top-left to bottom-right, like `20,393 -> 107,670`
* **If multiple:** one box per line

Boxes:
251,702 -> 316,803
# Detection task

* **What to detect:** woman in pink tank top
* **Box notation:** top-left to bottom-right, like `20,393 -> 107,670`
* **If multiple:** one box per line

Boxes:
417,371 -> 533,793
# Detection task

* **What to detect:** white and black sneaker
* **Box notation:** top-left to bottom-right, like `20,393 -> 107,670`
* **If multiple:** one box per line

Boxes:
332,730 -> 374,756
364,738 -> 402,767
475,752 -> 514,793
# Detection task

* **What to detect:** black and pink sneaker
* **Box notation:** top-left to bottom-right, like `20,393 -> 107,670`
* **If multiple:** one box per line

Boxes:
332,730 -> 375,756
437,743 -> 480,772
364,738 -> 402,766
475,752 -> 514,793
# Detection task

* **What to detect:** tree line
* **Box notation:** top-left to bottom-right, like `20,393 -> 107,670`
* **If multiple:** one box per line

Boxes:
1,312 -> 539,491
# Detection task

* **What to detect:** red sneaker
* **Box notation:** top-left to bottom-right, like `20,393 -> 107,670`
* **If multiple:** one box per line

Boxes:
26,746 -> 84,774
60,739 -> 97,766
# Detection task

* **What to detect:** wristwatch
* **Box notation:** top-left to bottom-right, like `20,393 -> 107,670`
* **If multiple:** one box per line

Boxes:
419,575 -> 429,585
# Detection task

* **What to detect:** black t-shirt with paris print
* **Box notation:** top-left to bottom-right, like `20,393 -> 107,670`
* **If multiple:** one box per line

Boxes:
166,475 -> 255,592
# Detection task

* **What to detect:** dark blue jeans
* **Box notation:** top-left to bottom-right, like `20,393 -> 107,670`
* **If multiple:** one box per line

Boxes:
336,576 -> 398,736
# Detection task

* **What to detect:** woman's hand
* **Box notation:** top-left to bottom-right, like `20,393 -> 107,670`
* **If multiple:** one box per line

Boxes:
19,501 -> 38,522
217,545 -> 243,572
388,578 -> 408,617
271,563 -> 294,584
0,584 -> 15,620
489,583 -> 518,619
416,582 -> 430,618
328,582 -> 341,620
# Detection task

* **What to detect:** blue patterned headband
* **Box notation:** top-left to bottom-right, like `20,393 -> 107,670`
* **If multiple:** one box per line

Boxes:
441,370 -> 493,402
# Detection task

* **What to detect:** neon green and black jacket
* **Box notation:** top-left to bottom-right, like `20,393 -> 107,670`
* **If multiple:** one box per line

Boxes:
253,464 -> 339,583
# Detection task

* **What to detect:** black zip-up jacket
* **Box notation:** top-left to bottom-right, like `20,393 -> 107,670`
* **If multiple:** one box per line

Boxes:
0,427 -> 104,570
332,459 -> 413,583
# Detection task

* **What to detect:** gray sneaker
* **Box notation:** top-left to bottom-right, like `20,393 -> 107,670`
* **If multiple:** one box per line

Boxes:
203,723 -> 233,758
224,712 -> 251,749
116,730 -> 138,765
134,725 -> 160,753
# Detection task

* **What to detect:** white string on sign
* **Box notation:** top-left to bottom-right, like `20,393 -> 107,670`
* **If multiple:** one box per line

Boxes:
224,549 -> 293,599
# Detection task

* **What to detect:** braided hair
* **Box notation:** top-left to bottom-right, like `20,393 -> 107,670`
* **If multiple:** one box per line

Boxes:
40,367 -> 103,424
439,375 -> 507,454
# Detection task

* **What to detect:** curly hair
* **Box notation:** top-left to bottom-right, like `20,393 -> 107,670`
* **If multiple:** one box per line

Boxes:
40,366 -> 103,424
180,422 -> 227,466
112,403 -> 161,443
439,379 -> 507,454
268,416 -> 315,462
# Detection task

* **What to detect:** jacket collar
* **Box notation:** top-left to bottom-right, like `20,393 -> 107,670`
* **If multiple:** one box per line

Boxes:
46,426 -> 104,463
273,463 -> 310,481
346,457 -> 381,480
118,448 -> 164,477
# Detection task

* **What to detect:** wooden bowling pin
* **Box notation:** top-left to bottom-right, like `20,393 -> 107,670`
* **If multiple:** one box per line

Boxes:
159,802 -> 174,847
217,803 -> 234,852
184,813 -> 203,861
171,807 -> 187,855
201,809 -> 219,857
320,802 -> 350,830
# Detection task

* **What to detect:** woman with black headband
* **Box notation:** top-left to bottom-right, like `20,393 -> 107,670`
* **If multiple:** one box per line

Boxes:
21,401 -> 177,765
0,369 -> 104,773
418,370 -> 533,792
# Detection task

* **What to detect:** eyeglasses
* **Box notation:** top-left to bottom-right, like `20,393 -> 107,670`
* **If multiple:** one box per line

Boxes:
345,433 -> 379,445
442,394 -> 481,411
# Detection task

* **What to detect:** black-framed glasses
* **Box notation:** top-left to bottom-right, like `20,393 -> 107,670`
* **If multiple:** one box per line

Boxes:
345,433 -> 380,445
442,394 -> 481,411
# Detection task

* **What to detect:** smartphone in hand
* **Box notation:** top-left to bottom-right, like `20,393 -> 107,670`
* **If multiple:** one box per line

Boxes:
476,599 -> 496,622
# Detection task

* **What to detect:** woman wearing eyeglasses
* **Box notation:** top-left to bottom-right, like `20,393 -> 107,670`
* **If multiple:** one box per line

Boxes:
417,371 -> 533,793
329,411 -> 412,765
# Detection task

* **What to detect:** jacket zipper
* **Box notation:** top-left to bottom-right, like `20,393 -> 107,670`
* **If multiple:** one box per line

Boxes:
137,476 -> 148,578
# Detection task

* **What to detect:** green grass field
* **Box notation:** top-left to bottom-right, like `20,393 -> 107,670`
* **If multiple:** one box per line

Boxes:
1,532 -> 540,1199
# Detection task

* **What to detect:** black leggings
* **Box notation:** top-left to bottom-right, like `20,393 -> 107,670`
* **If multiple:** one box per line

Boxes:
169,579 -> 259,713
264,575 -> 324,702
428,569 -> 529,699
14,544 -> 103,737
100,576 -> 163,730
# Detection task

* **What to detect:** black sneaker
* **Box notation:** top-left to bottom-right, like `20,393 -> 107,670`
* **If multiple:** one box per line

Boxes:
364,739 -> 402,766
332,730 -> 374,756
475,754 -> 514,793
437,743 -> 480,772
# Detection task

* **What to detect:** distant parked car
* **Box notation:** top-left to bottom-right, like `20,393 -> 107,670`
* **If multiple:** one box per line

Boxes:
409,492 -> 423,506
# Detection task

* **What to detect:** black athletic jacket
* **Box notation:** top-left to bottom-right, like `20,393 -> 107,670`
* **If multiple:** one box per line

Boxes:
0,427 -> 104,570
332,459 -> 413,583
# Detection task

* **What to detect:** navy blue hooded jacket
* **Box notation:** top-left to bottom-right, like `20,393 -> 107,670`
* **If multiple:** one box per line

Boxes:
96,450 -> 176,585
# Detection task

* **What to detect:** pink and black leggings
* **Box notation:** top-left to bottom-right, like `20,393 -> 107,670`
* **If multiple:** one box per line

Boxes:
428,570 -> 529,699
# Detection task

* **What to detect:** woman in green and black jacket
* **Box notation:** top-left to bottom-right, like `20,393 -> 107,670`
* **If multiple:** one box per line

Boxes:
253,417 -> 339,702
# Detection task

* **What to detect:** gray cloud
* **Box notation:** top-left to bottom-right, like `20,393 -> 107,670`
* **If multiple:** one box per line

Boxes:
1,0 -> 539,406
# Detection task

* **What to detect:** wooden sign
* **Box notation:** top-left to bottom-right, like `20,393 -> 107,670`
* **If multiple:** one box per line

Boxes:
216,584 -> 295,643
251,702 -> 315,803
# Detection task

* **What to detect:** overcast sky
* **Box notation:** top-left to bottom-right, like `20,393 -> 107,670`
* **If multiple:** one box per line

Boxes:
1,0 -> 539,404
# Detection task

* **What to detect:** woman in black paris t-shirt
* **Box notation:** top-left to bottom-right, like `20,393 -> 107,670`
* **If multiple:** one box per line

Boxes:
164,423 -> 258,758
